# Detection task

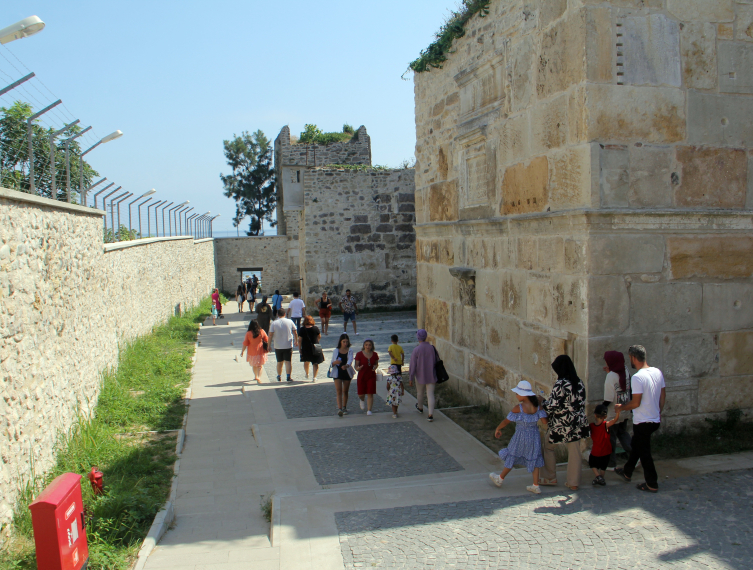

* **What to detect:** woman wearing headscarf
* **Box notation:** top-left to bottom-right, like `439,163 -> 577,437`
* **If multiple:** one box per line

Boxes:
255,295 -> 272,334
540,355 -> 590,490
409,329 -> 438,422
603,350 -> 633,469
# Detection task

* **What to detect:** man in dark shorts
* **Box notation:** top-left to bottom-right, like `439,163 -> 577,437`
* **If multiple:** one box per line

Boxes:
269,309 -> 298,382
339,289 -> 359,335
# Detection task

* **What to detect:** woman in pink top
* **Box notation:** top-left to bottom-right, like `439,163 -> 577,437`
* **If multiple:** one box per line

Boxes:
241,320 -> 269,384
409,329 -> 438,422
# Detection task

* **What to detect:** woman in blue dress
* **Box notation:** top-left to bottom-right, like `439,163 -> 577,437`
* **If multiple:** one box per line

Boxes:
489,380 -> 548,494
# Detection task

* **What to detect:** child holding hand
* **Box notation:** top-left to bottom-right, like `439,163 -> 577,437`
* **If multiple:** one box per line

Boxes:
489,381 -> 548,494
589,404 -> 621,486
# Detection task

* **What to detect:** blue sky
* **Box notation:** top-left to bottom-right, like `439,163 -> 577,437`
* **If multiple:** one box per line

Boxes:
1,1 -> 455,234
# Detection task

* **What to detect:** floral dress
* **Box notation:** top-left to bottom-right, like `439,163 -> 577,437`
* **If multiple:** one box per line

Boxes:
498,407 -> 547,472
385,365 -> 403,406
542,378 -> 590,444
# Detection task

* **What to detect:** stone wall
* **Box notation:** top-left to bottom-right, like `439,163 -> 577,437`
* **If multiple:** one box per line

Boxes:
213,236 -> 293,294
414,0 -> 753,430
300,168 -> 417,310
0,187 -> 215,524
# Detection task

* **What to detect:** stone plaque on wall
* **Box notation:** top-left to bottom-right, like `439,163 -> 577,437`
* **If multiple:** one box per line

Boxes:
457,130 -> 493,210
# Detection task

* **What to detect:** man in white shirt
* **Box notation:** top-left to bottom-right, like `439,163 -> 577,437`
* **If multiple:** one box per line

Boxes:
286,292 -> 306,329
269,309 -> 298,382
615,345 -> 666,492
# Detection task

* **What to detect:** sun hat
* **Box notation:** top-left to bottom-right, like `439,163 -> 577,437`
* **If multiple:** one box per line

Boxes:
416,329 -> 428,341
511,380 -> 535,397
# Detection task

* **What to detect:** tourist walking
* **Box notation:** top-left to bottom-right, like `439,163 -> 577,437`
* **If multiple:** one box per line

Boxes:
354,339 -> 379,415
240,320 -> 269,384
615,345 -> 666,493
330,333 -> 355,417
339,289 -> 359,335
318,291 -> 333,336
589,405 -> 621,486
237,283 -> 246,312
211,288 -> 221,326
540,355 -> 590,490
255,295 -> 272,334
298,315 -> 324,381
489,380 -> 548,494
388,335 -> 404,373
409,329 -> 438,422
287,291 -> 306,329
602,350 -> 633,469
271,290 -> 283,320
269,309 -> 298,382
385,364 -> 404,419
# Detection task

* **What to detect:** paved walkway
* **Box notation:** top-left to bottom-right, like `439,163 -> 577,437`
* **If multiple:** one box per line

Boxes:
144,304 -> 753,570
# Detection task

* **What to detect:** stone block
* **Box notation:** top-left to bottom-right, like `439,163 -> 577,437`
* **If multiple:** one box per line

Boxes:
667,236 -> 753,279
531,94 -> 569,155
698,376 -> 753,413
599,145 -> 629,207
475,269 -> 499,312
536,236 -> 565,273
585,7 -> 614,84
749,151 -> 753,209
552,275 -> 587,335
520,327 -> 553,382
674,146 -> 747,208
350,224 -> 371,235
737,3 -> 753,42
500,157 -> 549,215
549,145 -> 593,210
628,145 -> 673,208
588,276 -> 630,336
629,283 -> 702,333
702,283 -> 753,331
484,311 -> 521,369
500,270 -> 527,319
661,387 -> 695,417
498,112 -> 531,167
688,92 -> 753,148
587,334 -> 663,400
719,331 -> 753,376
526,278 -> 552,327
417,263 -> 452,300
621,14 -> 681,87
537,11 -> 586,99
564,238 -> 588,274
667,0 -> 734,22
589,234 -> 665,275
538,0 -> 567,29
662,332 -> 719,379
583,84 -> 686,143
679,22 -> 717,90
718,23 -> 734,40
469,353 -> 518,399
425,297 -> 450,340
508,36 -> 535,113
434,337 -> 465,380
455,305 -> 486,351
428,180 -> 458,222
718,41 -> 753,93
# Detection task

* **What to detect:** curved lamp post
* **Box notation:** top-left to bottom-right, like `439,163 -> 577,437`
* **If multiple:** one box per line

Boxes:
174,206 -> 189,236
209,214 -> 220,238
101,185 -> 122,233
62,126 -> 91,202
48,119 -> 79,199
113,192 -> 133,239
186,213 -> 199,238
168,201 -> 187,236
104,189 -> 125,233
92,182 -> 114,209
147,200 -> 166,238
181,207 -> 194,236
79,130 -> 123,204
157,202 -> 173,237
128,189 -> 155,233
195,214 -> 208,238
137,197 -> 154,238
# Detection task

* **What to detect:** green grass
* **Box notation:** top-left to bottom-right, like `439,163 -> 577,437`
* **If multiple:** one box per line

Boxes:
0,297 -> 213,570
653,409 -> 753,460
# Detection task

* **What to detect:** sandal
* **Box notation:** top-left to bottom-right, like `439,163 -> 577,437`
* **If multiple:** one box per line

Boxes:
614,467 -> 632,482
539,479 -> 558,486
636,483 -> 658,493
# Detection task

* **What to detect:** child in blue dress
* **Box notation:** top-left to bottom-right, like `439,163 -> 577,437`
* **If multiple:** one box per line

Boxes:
489,380 -> 548,494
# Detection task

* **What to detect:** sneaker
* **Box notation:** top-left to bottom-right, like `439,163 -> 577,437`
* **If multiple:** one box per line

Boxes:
312,377 -> 317,382
415,403 -> 423,414
338,408 -> 344,417
342,408 -> 349,415
277,375 -> 281,382
367,411 -> 372,416
355,332 -> 359,336
427,415 -> 434,422
286,376 -> 292,382
489,473 -> 503,487
392,414 -> 398,419
359,400 -> 365,410
527,485 -> 541,494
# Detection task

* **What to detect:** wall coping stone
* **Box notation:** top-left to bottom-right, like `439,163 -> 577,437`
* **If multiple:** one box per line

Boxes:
104,235 -> 195,252
0,186 -> 105,217
194,238 -> 213,244
213,235 -> 288,241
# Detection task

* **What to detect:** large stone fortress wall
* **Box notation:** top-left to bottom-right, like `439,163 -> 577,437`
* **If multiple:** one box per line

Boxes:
300,168 -> 417,310
0,187 -> 215,523
414,0 -> 753,430
214,236 -> 290,294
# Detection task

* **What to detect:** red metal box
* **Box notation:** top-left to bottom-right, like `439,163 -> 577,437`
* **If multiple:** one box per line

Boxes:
29,472 -> 89,570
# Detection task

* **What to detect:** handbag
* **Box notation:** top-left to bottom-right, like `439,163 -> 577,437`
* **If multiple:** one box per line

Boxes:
262,340 -> 269,352
433,346 -> 450,384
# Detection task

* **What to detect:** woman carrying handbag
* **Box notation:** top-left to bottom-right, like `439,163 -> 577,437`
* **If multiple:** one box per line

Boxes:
330,334 -> 355,417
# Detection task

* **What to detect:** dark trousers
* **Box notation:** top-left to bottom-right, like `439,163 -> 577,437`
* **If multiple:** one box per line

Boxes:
292,317 -> 301,329
624,422 -> 660,488
608,419 -> 633,467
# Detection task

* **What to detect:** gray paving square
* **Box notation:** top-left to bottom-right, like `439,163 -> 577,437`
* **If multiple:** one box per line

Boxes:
275,382 -> 391,419
297,422 -> 464,485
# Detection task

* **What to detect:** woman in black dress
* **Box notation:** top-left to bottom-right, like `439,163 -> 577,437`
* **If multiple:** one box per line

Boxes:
255,295 -> 272,334
298,315 -> 323,381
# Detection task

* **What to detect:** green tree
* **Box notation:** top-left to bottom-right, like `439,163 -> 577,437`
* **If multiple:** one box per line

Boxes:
0,101 -> 98,201
220,130 -> 276,235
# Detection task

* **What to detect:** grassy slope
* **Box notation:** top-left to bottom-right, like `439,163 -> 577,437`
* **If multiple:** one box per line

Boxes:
0,297 -> 216,570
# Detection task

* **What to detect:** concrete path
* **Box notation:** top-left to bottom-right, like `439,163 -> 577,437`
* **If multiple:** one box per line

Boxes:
144,304 -> 753,570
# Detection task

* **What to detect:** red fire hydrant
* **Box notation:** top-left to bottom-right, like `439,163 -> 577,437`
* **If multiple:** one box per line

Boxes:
88,467 -> 103,495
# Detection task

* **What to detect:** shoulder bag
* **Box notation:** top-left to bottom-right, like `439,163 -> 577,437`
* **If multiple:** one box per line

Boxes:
433,346 -> 450,384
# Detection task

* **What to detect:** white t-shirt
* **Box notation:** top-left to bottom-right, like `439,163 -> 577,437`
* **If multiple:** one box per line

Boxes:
630,367 -> 665,424
289,298 -> 305,318
603,369 -> 631,420
270,317 -> 296,350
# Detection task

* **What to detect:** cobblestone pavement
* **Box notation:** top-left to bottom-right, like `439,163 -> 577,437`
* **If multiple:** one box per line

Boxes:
297,422 -> 464,485
275,382 -> 391,418
336,469 -> 753,569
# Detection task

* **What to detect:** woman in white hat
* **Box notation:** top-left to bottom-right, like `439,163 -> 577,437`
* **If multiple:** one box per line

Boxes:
489,380 -> 548,494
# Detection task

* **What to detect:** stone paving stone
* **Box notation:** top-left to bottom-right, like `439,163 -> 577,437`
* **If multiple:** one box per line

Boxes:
335,469 -> 753,569
275,383 -> 392,419
297,422 -> 464,485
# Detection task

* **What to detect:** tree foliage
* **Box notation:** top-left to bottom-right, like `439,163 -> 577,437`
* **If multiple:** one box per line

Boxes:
297,124 -> 354,145
220,130 -> 276,236
0,101 -> 98,201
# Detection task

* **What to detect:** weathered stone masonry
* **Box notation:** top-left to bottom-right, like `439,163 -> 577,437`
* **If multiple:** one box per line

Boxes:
213,236 -> 289,295
414,0 -> 753,430
0,187 -> 215,524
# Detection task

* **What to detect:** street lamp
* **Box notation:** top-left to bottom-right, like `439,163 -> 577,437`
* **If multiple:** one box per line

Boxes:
27,99 -> 61,195
168,201 -> 187,236
0,16 -> 45,44
92,182 -> 114,209
102,186 -> 123,233
196,212 -> 210,238
137,197 -> 154,238
158,202 -> 173,237
174,206 -> 189,235
147,200 -> 166,238
79,130 -> 123,204
62,126 -> 91,203
128,189 -> 155,234
187,213 -> 199,238
209,214 -> 220,238
179,207 -> 193,235
113,193 -> 133,239
49,119 -> 79,199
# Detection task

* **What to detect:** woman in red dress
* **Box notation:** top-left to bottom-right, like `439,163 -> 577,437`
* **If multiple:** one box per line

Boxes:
353,339 -> 379,415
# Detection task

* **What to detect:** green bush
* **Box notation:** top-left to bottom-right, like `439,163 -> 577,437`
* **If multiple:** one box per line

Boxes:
298,124 -> 354,145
